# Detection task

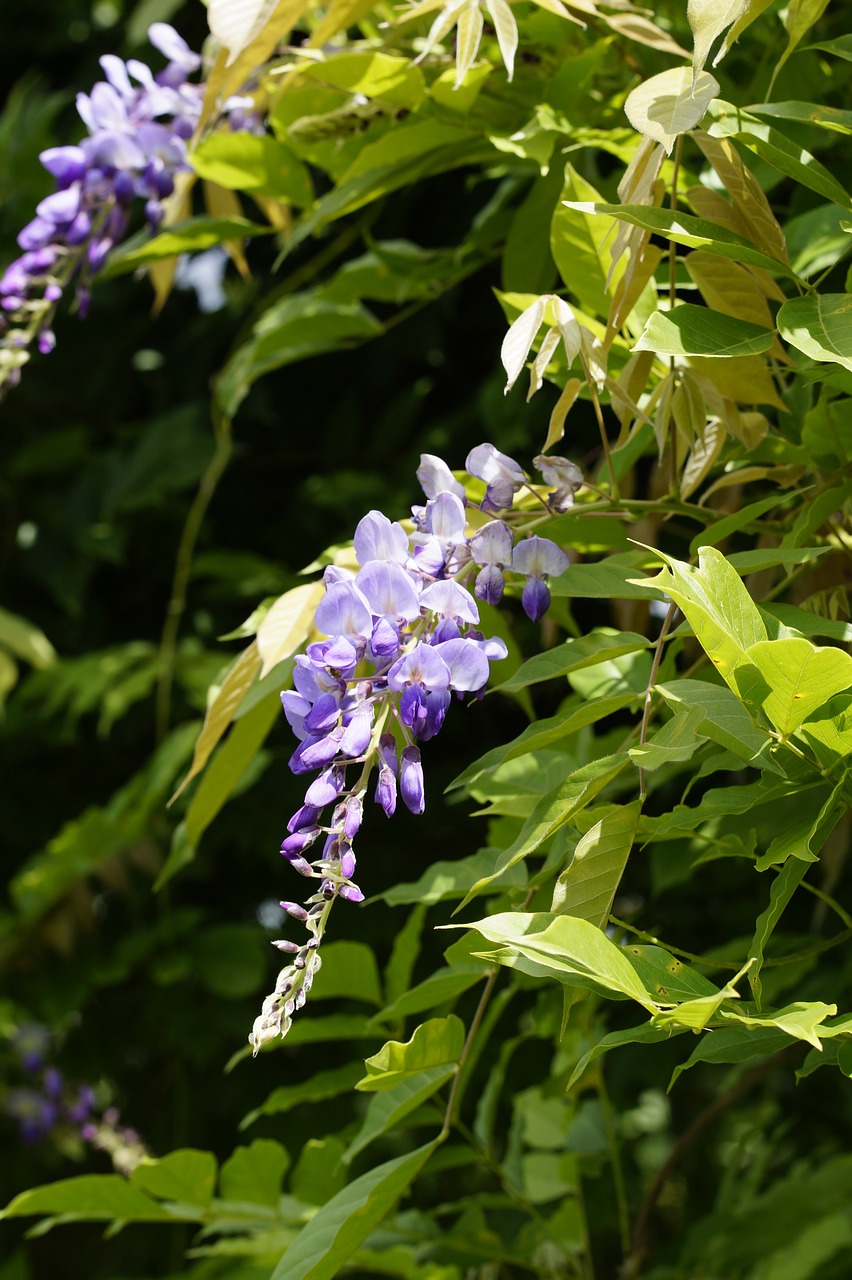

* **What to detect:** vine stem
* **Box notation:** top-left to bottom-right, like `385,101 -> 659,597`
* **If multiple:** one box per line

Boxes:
155,409 -> 233,744
441,967 -> 499,1138
580,351 -> 619,502
620,1044 -> 802,1280
638,600 -> 678,799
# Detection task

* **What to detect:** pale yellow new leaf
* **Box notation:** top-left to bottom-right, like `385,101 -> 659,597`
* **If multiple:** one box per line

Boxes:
528,325 -> 561,400
543,377 -> 582,450
624,68 -> 720,156
484,0 -> 518,81
455,2 -> 484,86
680,416 -> 725,499
257,581 -> 325,677
172,641 -> 261,802
693,131 -> 789,267
687,0 -> 750,77
501,295 -> 548,392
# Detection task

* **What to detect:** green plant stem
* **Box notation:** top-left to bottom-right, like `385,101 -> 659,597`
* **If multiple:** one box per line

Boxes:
442,967 -> 499,1138
638,600 -> 678,800
155,410 -> 233,744
597,1071 -> 631,1260
609,916 -> 742,971
580,351 -> 618,502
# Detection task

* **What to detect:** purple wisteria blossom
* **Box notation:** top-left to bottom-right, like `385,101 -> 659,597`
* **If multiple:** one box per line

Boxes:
0,24 -> 258,397
251,444 -> 577,1052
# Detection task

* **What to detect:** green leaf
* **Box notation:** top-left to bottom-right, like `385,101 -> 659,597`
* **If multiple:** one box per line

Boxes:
687,0 -> 752,76
300,52 -> 425,109
375,847 -> 527,907
747,859 -> 808,1007
551,801 -> 641,925
797,694 -> 852,769
449,694 -> 637,793
357,1017 -> 465,1092
567,1020 -> 679,1090
371,965 -> 487,1025
345,1066 -> 455,1163
241,1063 -> 364,1129
101,217 -> 274,278
622,945 -> 723,1001
0,606 -> 56,668
624,67 -> 720,154
750,100 -> 852,137
722,1000 -> 837,1049
290,1137 -> 348,1207
801,392 -> 852,468
461,753 -> 629,905
384,904 -> 427,1006
564,200 -> 798,277
706,101 -> 852,210
634,304 -> 774,358
550,165 -> 612,316
755,778 -> 847,871
634,546 -> 767,691
629,706 -> 711,771
131,1150 -> 217,1208
804,34 -> 852,61
777,295 -> 852,375
669,1024 -> 790,1088
310,941 -> 383,1006
270,1141 -> 440,1280
454,912 -> 659,1011
496,632 -> 650,694
746,637 -> 852,736
191,133 -> 313,205
657,678 -> 774,765
550,555 -> 667,602
2,1176 -> 174,1223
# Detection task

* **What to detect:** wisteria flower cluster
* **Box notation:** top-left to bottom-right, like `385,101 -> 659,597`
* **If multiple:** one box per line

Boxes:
250,444 -> 574,1052
3,1023 -> 147,1173
0,24 -> 256,397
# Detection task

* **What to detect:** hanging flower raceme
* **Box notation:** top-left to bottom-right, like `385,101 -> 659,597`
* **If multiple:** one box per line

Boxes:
0,24 -> 254,398
250,444 -> 573,1053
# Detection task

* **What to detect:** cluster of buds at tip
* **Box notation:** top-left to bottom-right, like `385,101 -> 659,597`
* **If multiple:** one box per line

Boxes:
250,443 -> 578,1052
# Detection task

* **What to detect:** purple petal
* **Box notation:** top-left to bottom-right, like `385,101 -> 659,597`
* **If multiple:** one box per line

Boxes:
354,510 -> 409,565
340,702 -> 374,756
400,746 -> 425,814
315,580 -> 373,642
355,561 -> 421,623
470,519 -> 513,567
522,577 -> 551,622
40,145 -> 88,187
420,580 -> 479,625
433,638 -> 490,692
512,535 -> 569,579
475,565 -> 504,605
388,642 -> 451,693
417,453 -> 466,501
423,492 -> 467,540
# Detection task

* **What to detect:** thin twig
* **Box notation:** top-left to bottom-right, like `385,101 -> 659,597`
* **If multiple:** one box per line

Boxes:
620,1043 -> 802,1279
442,968 -> 499,1137
638,601 -> 678,799
155,409 -> 233,744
